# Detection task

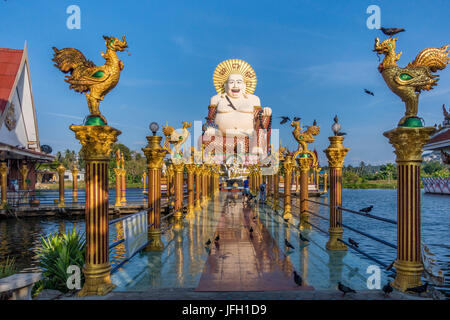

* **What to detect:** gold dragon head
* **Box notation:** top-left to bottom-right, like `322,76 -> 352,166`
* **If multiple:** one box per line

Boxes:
103,35 -> 128,52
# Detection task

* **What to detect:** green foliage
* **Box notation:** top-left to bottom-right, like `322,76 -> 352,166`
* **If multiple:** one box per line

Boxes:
36,227 -> 85,293
0,256 -> 17,279
422,161 -> 449,177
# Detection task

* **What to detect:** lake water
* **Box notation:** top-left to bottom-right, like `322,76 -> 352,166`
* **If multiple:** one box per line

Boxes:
0,188 -> 448,296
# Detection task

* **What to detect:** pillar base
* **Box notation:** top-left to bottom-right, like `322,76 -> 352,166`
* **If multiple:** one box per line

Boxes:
299,215 -> 311,230
283,211 -> 292,220
57,201 -> 65,208
145,230 -> 164,251
78,263 -> 115,297
194,200 -> 201,210
114,202 -> 122,208
391,260 -> 423,292
326,228 -> 347,251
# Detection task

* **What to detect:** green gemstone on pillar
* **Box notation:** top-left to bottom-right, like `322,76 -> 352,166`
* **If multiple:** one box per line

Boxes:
85,116 -> 106,126
401,117 -> 423,128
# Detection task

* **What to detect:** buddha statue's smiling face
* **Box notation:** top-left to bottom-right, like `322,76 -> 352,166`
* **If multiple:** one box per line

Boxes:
224,73 -> 246,98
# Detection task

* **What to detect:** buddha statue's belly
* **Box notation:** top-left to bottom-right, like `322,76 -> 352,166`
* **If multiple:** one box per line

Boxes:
215,111 -> 254,136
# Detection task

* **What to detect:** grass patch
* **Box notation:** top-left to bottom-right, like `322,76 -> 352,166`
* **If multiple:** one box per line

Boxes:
0,256 -> 17,279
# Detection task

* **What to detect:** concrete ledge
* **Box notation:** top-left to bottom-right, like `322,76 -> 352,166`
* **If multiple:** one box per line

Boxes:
0,273 -> 42,300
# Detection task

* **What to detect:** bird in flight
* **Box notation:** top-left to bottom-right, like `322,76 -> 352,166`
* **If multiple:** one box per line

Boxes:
338,282 -> 356,297
380,27 -> 405,37
279,116 -> 291,124
364,89 -> 375,96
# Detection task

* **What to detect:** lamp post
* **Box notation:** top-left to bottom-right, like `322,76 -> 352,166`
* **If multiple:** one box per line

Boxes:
142,122 -> 167,251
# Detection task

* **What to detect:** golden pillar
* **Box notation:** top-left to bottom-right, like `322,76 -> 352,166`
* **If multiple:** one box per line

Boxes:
172,162 -> 185,225
272,171 -> 279,210
70,125 -> 121,297
194,166 -> 201,209
120,154 -> 126,205
57,163 -> 65,208
298,156 -> 311,228
324,136 -> 349,251
72,164 -> 79,203
0,162 -> 8,207
166,164 -> 174,201
142,132 -> 168,252
114,168 -> 122,207
283,155 -> 294,219
323,172 -> 328,193
384,126 -> 435,292
19,162 -> 29,190
142,172 -> 147,193
315,167 -> 321,190
185,161 -> 195,216
201,166 -> 208,204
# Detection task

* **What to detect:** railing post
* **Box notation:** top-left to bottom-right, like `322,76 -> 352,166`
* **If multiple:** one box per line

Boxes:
194,166 -> 201,209
283,155 -> 294,219
142,172 -> 147,194
120,154 -> 126,205
324,136 -> 349,250
114,167 -> 122,207
173,161 -> 185,228
70,124 -> 120,296
323,172 -> 328,193
272,171 -> 279,210
72,164 -> 78,203
0,162 -> 8,207
142,131 -> 167,252
384,126 -> 435,292
57,163 -> 65,208
186,159 -> 195,216
201,165 -> 208,205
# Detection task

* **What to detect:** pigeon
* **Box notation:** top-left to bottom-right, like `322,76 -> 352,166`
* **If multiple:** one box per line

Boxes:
359,205 -> 373,213
380,27 -> 405,37
214,241 -> 220,250
348,238 -> 359,248
283,218 -> 289,223
336,132 -> 347,136
299,233 -> 309,242
386,260 -> 395,271
338,282 -> 356,297
332,115 -> 341,136
364,89 -> 375,96
312,119 -> 317,126
406,282 -> 428,296
382,282 -> 393,297
285,238 -> 295,250
293,117 -> 301,122
205,239 -> 211,246
214,235 -> 220,242
293,271 -> 303,286
279,116 -> 291,124
249,226 -> 253,233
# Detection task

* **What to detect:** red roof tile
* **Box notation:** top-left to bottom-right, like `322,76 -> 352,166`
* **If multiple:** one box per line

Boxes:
426,129 -> 450,146
0,48 -> 23,114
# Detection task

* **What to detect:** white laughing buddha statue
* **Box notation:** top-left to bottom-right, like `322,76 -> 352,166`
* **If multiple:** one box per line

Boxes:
202,59 -> 272,155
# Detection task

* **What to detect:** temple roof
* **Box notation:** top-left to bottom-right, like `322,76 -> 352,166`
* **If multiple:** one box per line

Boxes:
424,128 -> 450,151
0,48 -> 23,115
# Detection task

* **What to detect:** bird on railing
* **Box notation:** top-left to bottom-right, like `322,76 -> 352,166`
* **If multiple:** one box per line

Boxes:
299,233 -> 309,242
406,282 -> 429,296
348,238 -> 359,248
285,238 -> 295,250
214,234 -> 220,242
382,282 -> 393,298
359,205 -> 374,213
338,282 -> 356,297
386,260 -> 395,271
205,239 -> 211,246
293,271 -> 303,286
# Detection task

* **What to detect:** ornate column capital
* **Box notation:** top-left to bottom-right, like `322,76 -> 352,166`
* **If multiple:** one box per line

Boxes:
324,136 -> 349,168
0,162 -> 8,175
57,163 -> 66,175
70,125 -> 121,161
142,135 -> 168,170
297,156 -> 312,171
383,127 -> 436,163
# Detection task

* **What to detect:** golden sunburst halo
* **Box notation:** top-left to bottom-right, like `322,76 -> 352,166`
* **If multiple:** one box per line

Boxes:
212,59 -> 257,94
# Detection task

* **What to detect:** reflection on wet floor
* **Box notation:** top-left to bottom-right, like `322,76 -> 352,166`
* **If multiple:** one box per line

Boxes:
112,192 -> 389,291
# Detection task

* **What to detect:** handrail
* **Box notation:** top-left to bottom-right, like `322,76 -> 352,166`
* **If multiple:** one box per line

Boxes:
109,222 -> 155,250
306,199 -> 332,207
337,206 -> 397,225
337,221 -> 397,249
337,238 -> 390,269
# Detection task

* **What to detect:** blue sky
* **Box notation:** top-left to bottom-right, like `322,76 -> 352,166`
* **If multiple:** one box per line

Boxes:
1,0 -> 449,166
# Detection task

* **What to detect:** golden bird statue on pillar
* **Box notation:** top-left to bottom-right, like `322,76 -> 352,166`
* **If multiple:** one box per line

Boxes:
52,35 -> 128,125
374,37 -> 449,126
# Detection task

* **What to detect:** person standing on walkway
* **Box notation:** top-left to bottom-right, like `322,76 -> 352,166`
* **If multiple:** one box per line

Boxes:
243,176 -> 250,202
259,181 -> 266,203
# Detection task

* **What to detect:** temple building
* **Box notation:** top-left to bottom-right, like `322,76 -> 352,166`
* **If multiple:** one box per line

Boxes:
0,43 -> 53,193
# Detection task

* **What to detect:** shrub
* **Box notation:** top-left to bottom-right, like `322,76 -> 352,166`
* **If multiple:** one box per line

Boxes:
36,227 -> 85,293
0,256 -> 17,279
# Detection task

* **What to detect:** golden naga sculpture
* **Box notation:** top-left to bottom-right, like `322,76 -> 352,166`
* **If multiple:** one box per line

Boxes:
291,120 -> 320,162
162,121 -> 192,155
52,35 -> 128,124
374,37 -> 449,126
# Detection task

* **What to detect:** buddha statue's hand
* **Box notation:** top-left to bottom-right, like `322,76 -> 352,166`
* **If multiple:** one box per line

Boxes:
262,107 -> 272,117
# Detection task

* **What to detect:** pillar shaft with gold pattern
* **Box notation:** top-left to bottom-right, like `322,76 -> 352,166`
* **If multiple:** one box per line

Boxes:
120,162 -> 126,205
19,162 -> 29,190
194,166 -> 202,209
384,126 -> 435,291
173,161 -> 185,222
298,156 -> 311,228
142,172 -> 147,194
272,172 -> 279,210
324,136 -> 349,250
0,162 -> 8,206
323,172 -> 328,193
166,164 -> 174,200
72,165 -> 79,203
114,168 -> 122,207
185,159 -> 195,215
57,163 -> 66,208
283,155 -> 294,219
201,166 -> 208,204
142,134 -> 168,251
70,124 -> 121,297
